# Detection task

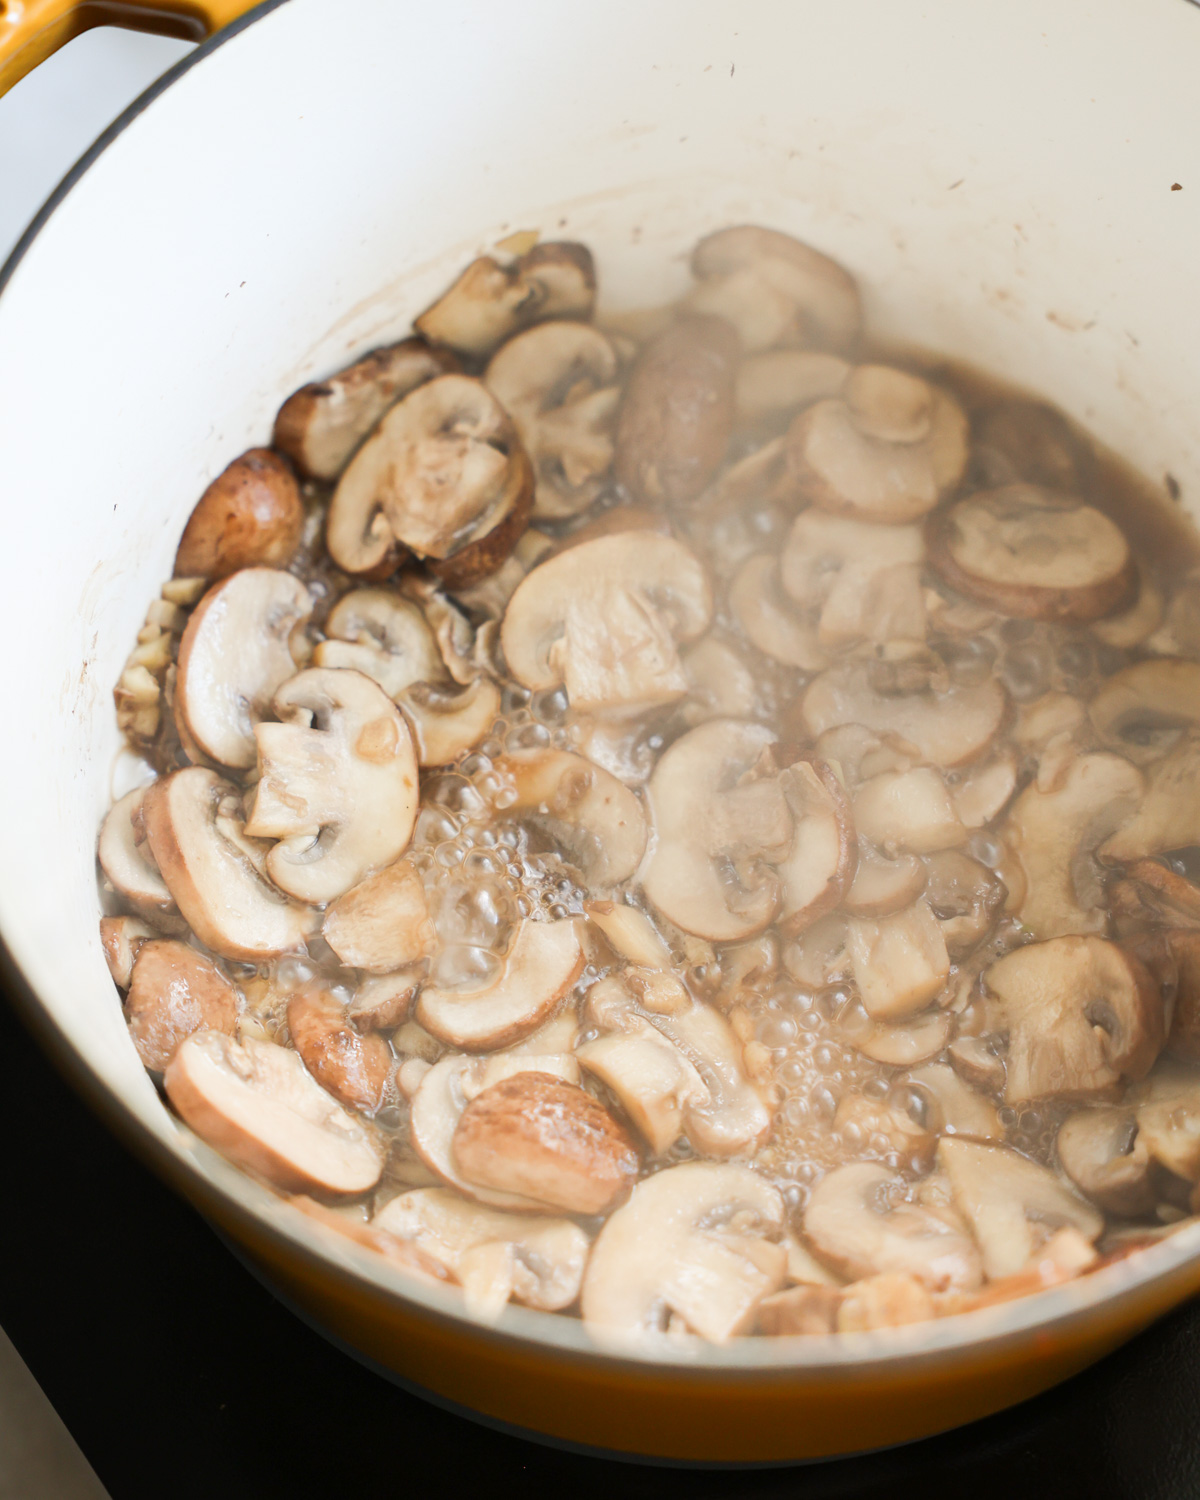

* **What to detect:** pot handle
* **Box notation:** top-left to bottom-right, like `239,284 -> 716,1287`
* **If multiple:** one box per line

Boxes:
0,0 -> 257,98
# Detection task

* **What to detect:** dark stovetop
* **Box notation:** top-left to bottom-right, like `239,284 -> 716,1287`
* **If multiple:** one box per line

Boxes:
2,989 -> 1198,1500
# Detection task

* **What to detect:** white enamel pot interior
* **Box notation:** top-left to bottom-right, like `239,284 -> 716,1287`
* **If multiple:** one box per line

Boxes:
2,0 -> 1200,1460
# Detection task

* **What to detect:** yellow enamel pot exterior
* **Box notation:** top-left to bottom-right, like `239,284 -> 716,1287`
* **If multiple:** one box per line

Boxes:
2,0 -> 1200,1464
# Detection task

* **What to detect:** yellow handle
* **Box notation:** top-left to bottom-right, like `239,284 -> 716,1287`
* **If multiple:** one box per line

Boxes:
0,0 -> 258,98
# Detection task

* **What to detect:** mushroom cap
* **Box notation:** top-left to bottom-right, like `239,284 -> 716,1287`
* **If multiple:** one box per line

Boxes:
499,532 -> 712,716
124,939 -> 238,1072
485,321 -> 621,519
416,917 -> 584,1052
581,1161 -> 786,1344
164,1031 -> 385,1196
175,568 -> 313,770
273,338 -> 456,482
577,1018 -> 706,1156
922,849 -> 1005,956
780,509 -> 926,650
321,857 -> 436,973
245,667 -> 419,904
841,846 -> 928,919
1056,1105 -> 1156,1216
398,676 -> 502,767
143,767 -> 315,962
984,935 -> 1163,1103
98,785 -> 184,929
773,759 -> 857,934
852,767 -> 966,857
1100,734 -> 1200,863
848,1006 -> 954,1067
492,749 -> 648,889
927,486 -> 1135,622
1088,658 -> 1200,766
99,914 -> 155,990
313,588 -> 443,699
729,554 -> 828,670
174,448 -> 304,582
1091,564 -> 1164,650
286,987 -> 393,1113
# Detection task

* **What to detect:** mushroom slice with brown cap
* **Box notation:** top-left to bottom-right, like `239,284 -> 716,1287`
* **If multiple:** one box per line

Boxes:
927,486 -> 1135,622
312,588 -> 444,698
321,858 -> 436,973
613,316 -> 739,506
143,768 -> 315,962
802,1162 -> 982,1292
164,1031 -> 385,1196
485,321 -> 621,519
735,350 -> 851,428
273,338 -> 456,481
577,1016 -> 706,1156
98,786 -> 184,931
500,532 -> 712,718
847,1007 -> 954,1068
922,850 -> 1005,957
175,569 -> 313,770
845,902 -> 951,1020
948,1036 -> 1007,1094
372,1189 -> 590,1318
491,749 -> 647,890
983,936 -> 1163,1104
398,676 -> 502,768
581,1161 -> 786,1345
326,375 -> 533,586
800,663 -> 1006,769
174,448 -> 305,581
937,1137 -> 1103,1280
1100,735 -> 1200,862
785,369 -> 968,524
729,555 -> 828,671
773,759 -> 857,934
99,915 -> 155,990
950,751 -> 1018,830
286,986 -> 393,1113
1092,565 -> 1164,650
1003,753 -> 1144,938
1127,1060 -> 1200,1183
688,226 -> 862,353
1089,660 -> 1200,767
414,242 -> 596,359
842,846 -> 928,919
417,918 -> 584,1052
451,1072 -> 640,1215
781,510 -> 927,650
244,667 -> 419,905
124,939 -> 238,1072
1056,1106 -> 1156,1216
852,768 -> 966,857
348,969 -> 421,1032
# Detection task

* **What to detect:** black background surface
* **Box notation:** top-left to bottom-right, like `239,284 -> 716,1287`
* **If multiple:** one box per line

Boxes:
2,989 -> 1198,1500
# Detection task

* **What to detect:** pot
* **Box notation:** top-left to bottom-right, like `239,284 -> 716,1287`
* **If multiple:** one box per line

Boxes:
1,0 -> 1199,1465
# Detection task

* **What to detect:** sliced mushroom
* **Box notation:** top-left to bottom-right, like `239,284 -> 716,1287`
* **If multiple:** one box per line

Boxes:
372,1188 -> 590,1316
773,758 -> 857,934
312,588 -> 444,698
174,449 -> 304,581
500,532 -> 712,717
1168,932 -> 1200,1062
927,486 -> 1135,622
781,509 -> 927,649
1127,1060 -> 1200,1183
273,338 -> 456,481
846,902 -> 950,1020
577,1017 -> 706,1155
124,939 -> 238,1072
847,1007 -> 954,1067
143,768 -> 315,962
491,749 -> 647,889
485,321 -> 620,518
1100,735 -> 1200,862
802,1162 -> 982,1291
937,1137 -> 1103,1280
1003,753 -> 1145,937
348,969 -> 421,1032
852,768 -> 965,856
398,676 -> 502,767
680,636 -> 759,726
320,858 -> 435,973
613,316 -> 739,506
836,1273 -> 936,1333
735,349 -> 850,427
800,663 -> 1006,769
414,242 -> 595,359
905,1063 -> 1003,1141
983,935 -> 1163,1103
947,1035 -> 1007,1094
98,786 -> 184,930
417,917 -> 583,1052
1056,1105 -> 1156,1215
785,369 -> 968,524
286,986 -> 393,1113
1088,659 -> 1200,766
833,1092 -> 933,1160
245,668 -> 419,904
99,914 -> 156,989
688,226 -> 861,353
922,850 -> 1004,956
164,1031 -> 385,1195
842,846 -> 928,919
950,751 -> 1018,830
584,900 -> 673,968
581,1161 -> 786,1344
175,569 -> 313,770
729,554 -> 828,670
758,1283 -> 841,1336
1118,860 -> 1200,930
1092,565 -> 1164,650
650,997 -> 773,1156
783,913 -> 853,989
451,1071 -> 639,1215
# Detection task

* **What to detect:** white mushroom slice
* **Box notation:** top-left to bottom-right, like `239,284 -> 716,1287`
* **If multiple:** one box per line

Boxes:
729,554 -> 828,670
781,510 -> 927,649
841,846 -> 928,918
492,749 -> 647,888
802,1162 -> 982,1292
273,338 -> 456,481
584,901 -> 673,968
1088,660 -> 1200,766
783,913 -> 853,989
773,759 -> 857,934
922,850 -> 1004,956
321,858 -> 436,973
416,918 -> 583,1052
681,636 -> 759,726
688,226 -> 861,353
175,569 -> 313,770
951,751 -> 1018,829
785,374 -> 968,524
983,936 -> 1163,1104
927,486 -> 1135,622
1092,565 -> 1164,649
245,668 -> 419,904
937,1138 -> 1103,1280
372,1188 -> 590,1315
581,1162 -> 786,1345
846,902 -> 950,1020
1056,1106 -> 1155,1216
833,1093 -> 934,1159
500,532 -> 712,718
947,1036 -> 1007,1094
143,768 -> 314,962
801,663 -> 1006,769
459,1051 -> 580,1101
99,914 -> 156,989
1003,752 -> 1145,938
848,1008 -> 954,1068
735,350 -> 850,426
98,786 -> 183,929
398,676 -> 502,768
485,321 -> 620,518
652,1000 -> 772,1157
1127,1060 -> 1200,1183
164,1032 -> 384,1196
905,1063 -> 1003,1140
578,1021 -> 706,1156
1014,691 -> 1087,752
326,375 -> 533,586
313,589 -> 443,698
1100,735 -> 1200,862
852,767 -> 966,856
